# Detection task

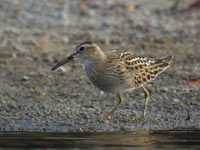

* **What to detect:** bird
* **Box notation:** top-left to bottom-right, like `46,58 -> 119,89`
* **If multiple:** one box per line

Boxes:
52,41 -> 173,120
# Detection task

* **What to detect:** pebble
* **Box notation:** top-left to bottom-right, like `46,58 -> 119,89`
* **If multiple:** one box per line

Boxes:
173,98 -> 180,103
22,75 -> 29,81
160,87 -> 168,92
57,66 -> 67,72
25,56 -> 34,61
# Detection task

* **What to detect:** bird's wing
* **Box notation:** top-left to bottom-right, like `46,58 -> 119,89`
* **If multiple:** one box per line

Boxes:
105,51 -> 173,87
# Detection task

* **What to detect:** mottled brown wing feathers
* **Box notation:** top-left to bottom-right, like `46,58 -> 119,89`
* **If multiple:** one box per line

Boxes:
105,51 -> 173,87
152,56 -> 173,71
119,52 -> 138,60
121,53 -> 173,87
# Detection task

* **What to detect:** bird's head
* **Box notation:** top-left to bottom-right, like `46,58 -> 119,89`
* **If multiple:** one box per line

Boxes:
52,41 -> 104,70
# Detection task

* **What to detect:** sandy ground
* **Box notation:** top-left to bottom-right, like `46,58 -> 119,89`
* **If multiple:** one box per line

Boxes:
0,0 -> 200,132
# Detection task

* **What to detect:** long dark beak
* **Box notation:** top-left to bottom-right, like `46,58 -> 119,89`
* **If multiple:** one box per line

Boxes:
52,51 -> 78,71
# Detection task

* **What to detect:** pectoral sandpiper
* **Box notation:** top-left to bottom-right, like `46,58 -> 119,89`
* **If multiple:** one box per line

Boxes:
52,41 -> 173,120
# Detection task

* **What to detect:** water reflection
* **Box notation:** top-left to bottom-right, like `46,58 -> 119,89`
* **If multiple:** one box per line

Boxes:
0,130 -> 200,149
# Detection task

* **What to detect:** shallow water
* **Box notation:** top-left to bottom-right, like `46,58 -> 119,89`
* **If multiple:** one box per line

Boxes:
0,130 -> 200,150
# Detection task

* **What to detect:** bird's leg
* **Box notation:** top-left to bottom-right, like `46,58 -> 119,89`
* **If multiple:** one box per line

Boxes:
106,93 -> 124,120
141,86 -> 150,120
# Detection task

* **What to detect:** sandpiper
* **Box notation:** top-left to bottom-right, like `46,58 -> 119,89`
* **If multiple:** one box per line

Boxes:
52,41 -> 173,120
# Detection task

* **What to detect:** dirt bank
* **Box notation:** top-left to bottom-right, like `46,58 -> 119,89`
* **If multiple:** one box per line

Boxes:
0,0 -> 200,132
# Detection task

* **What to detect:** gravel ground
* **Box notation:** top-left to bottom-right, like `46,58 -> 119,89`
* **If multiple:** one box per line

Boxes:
0,0 -> 200,132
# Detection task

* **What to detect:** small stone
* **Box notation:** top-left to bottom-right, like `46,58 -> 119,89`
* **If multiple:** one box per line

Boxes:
13,43 -> 25,52
156,114 -> 162,119
100,91 -> 104,95
63,37 -> 69,43
160,87 -> 168,92
22,75 -> 29,81
57,66 -> 67,72
11,53 -> 17,58
25,56 -> 34,61
5,27 -> 20,34
173,98 -> 180,103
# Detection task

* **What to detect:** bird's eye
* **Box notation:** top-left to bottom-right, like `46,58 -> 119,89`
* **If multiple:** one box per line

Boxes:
79,47 -> 84,51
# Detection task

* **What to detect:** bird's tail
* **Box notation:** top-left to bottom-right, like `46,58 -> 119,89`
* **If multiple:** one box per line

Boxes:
153,55 -> 173,68
150,56 -> 174,76
135,55 -> 174,83
162,56 -> 174,64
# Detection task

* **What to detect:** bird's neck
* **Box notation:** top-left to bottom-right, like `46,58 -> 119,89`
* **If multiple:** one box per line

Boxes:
84,56 -> 104,69
85,49 -> 105,66
84,53 -> 105,78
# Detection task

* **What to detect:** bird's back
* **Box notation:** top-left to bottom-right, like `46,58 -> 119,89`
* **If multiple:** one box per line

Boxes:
104,51 -> 173,91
